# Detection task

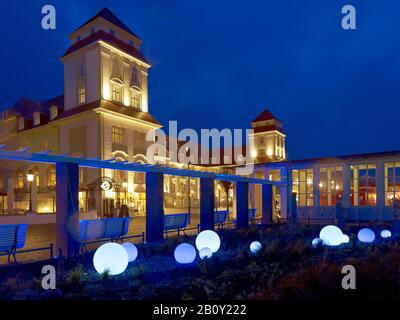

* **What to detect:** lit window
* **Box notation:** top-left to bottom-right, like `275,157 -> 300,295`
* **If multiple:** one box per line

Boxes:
112,84 -> 122,102
15,170 -> 24,188
33,112 -> 40,126
112,126 -> 126,145
319,166 -> 343,206
78,87 -> 86,104
351,164 -> 376,206
47,166 -> 56,187
384,162 -> 400,206
131,92 -> 141,108
292,169 -> 313,207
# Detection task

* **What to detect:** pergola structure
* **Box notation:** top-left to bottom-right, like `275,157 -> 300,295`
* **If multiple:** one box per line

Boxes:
0,146 -> 287,256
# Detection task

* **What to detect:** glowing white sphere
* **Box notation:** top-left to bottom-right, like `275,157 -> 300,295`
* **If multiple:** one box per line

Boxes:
199,247 -> 213,260
93,243 -> 129,275
195,230 -> 221,253
249,241 -> 262,253
312,238 -> 322,248
341,234 -> 350,244
174,243 -> 196,264
357,228 -> 375,243
122,242 -> 138,262
381,229 -> 392,239
319,225 -> 343,246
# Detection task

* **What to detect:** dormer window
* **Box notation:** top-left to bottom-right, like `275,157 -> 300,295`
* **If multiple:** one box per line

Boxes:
109,28 -> 115,36
33,112 -> 40,126
50,105 -> 58,120
78,86 -> 86,104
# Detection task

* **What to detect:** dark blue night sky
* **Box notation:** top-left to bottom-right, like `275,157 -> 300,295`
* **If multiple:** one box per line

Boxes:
1,0 -> 399,160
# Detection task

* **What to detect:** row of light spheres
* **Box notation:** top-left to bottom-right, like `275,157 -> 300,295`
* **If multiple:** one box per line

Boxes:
312,225 -> 392,248
93,231 -> 264,275
174,230 -> 263,264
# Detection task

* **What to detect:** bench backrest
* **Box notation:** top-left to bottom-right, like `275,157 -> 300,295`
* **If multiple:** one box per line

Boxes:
214,210 -> 229,224
0,224 -> 27,251
79,218 -> 130,241
164,213 -> 189,231
104,218 -> 130,238
248,208 -> 257,219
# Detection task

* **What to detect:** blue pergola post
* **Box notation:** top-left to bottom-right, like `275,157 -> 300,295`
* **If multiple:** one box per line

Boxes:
146,172 -> 164,242
290,192 -> 297,224
56,162 -> 80,257
200,177 -> 214,231
261,184 -> 273,224
236,181 -> 249,229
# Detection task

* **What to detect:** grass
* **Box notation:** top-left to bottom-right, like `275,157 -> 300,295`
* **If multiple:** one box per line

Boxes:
1,223 -> 400,300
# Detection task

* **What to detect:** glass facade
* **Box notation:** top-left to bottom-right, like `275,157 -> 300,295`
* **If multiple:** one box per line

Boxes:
292,169 -> 313,207
319,166 -> 343,206
350,164 -> 376,206
384,162 -> 400,206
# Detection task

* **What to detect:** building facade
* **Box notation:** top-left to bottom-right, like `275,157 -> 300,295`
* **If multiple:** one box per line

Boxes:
0,8 -> 396,224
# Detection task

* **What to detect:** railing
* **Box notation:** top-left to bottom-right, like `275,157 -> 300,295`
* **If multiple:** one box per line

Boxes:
77,232 -> 145,254
0,243 -> 54,263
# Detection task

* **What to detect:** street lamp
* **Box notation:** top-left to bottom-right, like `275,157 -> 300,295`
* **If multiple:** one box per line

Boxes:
26,170 -> 34,212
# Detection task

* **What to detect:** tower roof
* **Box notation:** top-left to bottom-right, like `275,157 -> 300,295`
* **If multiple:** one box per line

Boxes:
252,108 -> 279,123
74,8 -> 141,40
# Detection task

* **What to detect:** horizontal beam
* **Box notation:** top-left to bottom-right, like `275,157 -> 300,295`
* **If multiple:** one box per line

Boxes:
0,148 -> 285,186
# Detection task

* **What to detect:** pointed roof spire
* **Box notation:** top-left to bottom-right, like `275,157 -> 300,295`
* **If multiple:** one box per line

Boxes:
74,7 -> 141,40
252,108 -> 279,123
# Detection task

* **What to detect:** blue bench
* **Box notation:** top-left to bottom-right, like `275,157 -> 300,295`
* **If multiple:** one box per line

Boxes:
214,210 -> 229,228
79,218 -> 130,251
164,213 -> 190,236
0,224 -> 27,263
232,208 -> 258,225
196,210 -> 230,231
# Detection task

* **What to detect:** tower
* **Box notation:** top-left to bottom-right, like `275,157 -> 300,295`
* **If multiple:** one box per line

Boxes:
61,8 -> 150,113
250,108 -> 286,162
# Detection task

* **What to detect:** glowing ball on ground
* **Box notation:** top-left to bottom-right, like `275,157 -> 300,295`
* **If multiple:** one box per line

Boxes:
199,247 -> 213,260
122,242 -> 138,262
93,243 -> 129,275
319,225 -> 343,246
174,243 -> 196,264
341,234 -> 350,244
249,241 -> 262,253
357,228 -> 375,243
195,230 -> 221,253
381,230 -> 392,239
312,238 -> 322,248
